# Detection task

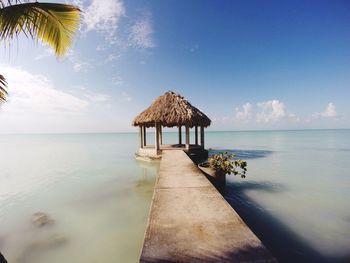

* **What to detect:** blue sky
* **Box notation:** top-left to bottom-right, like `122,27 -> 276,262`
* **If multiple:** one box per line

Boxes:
0,0 -> 349,133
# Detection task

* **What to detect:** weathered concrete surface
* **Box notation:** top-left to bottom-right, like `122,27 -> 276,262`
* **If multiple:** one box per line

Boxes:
140,150 -> 277,262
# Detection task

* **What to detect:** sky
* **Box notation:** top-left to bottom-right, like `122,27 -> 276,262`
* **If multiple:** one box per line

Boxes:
0,0 -> 350,133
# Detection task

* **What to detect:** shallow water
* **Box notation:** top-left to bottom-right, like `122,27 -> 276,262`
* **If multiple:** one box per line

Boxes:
205,130 -> 350,262
0,130 -> 349,262
0,134 -> 158,263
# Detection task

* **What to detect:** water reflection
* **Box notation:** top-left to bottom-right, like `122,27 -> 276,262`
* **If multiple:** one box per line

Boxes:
134,160 -> 158,199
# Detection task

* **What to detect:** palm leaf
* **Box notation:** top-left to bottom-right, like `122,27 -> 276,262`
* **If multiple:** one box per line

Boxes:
0,74 -> 7,102
0,2 -> 81,57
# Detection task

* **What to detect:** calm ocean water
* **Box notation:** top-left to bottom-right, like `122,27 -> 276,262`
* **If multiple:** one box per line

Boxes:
0,130 -> 349,262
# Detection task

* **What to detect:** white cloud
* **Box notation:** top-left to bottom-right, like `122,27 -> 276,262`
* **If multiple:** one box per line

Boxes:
69,84 -> 110,103
233,100 -> 299,125
1,65 -> 88,114
235,102 -> 252,122
121,91 -> 131,102
71,0 -> 83,7
256,100 -> 287,123
128,13 -> 156,49
233,101 -> 342,129
65,49 -> 92,72
288,113 -> 300,122
112,76 -> 123,86
74,0 -> 156,66
73,61 -> 91,72
104,53 -> 121,63
84,93 -> 110,103
189,44 -> 199,52
312,102 -> 338,118
83,0 -> 125,36
96,44 -> 107,51
35,48 -> 54,60
322,103 -> 337,117
0,65 -> 89,133
70,84 -> 87,91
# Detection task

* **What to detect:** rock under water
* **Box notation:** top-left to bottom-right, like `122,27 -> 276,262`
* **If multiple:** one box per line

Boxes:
32,212 -> 54,227
0,252 -> 8,263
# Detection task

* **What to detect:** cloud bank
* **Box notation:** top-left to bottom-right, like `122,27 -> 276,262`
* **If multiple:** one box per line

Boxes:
229,99 -> 344,130
235,100 -> 299,124
0,65 -> 110,133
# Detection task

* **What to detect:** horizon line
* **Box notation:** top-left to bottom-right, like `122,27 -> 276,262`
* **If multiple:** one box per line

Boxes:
0,128 -> 349,135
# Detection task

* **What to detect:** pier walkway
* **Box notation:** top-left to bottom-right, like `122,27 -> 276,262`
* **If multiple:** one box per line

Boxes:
140,150 -> 276,262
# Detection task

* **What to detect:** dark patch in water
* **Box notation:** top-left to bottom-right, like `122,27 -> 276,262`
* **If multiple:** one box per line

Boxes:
17,234 -> 68,263
226,181 -> 285,194
225,181 -> 350,263
208,149 -> 273,159
338,148 -> 350,152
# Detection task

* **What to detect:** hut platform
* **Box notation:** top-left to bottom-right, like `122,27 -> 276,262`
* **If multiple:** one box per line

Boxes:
135,144 -> 208,162
140,149 -> 276,262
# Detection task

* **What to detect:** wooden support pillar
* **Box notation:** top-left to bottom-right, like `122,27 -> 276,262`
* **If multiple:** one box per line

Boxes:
160,125 -> 163,145
200,126 -> 205,148
143,126 -> 147,146
195,126 -> 198,145
155,122 -> 160,154
140,126 -> 144,148
185,125 -> 190,150
178,126 -> 182,145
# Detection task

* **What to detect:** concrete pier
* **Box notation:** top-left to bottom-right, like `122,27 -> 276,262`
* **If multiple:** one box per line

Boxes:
140,150 -> 277,262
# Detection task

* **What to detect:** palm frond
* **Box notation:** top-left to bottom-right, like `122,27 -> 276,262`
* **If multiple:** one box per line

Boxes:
0,74 -> 8,102
0,2 -> 81,57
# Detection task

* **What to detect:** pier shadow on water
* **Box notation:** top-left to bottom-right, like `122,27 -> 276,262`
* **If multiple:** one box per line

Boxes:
224,181 -> 350,263
208,148 -> 273,160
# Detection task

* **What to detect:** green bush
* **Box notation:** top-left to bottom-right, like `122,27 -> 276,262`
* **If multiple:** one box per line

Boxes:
208,152 -> 247,178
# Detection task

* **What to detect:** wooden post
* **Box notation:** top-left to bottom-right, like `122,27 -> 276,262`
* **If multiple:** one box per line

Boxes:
185,125 -> 190,150
155,122 -> 160,154
194,126 -> 197,145
160,125 -> 163,145
140,126 -> 144,148
178,126 -> 182,145
200,126 -> 204,148
143,126 -> 147,146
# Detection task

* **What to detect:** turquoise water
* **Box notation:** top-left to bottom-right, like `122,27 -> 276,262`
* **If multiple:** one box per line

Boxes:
0,134 -> 158,262
0,130 -> 349,262
205,130 -> 350,262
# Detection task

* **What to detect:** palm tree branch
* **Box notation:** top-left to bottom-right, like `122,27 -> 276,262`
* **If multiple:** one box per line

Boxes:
0,2 -> 81,57
0,74 -> 8,102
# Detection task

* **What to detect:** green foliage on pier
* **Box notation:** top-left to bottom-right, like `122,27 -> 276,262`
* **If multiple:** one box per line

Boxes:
208,152 -> 247,178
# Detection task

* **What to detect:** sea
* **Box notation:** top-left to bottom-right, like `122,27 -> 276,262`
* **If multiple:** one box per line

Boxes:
0,130 -> 349,262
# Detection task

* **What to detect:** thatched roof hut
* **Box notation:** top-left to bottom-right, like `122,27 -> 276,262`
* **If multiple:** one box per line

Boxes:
133,91 -> 211,157
132,91 -> 211,128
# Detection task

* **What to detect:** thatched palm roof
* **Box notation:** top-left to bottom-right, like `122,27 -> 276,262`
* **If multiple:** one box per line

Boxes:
132,91 -> 211,128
